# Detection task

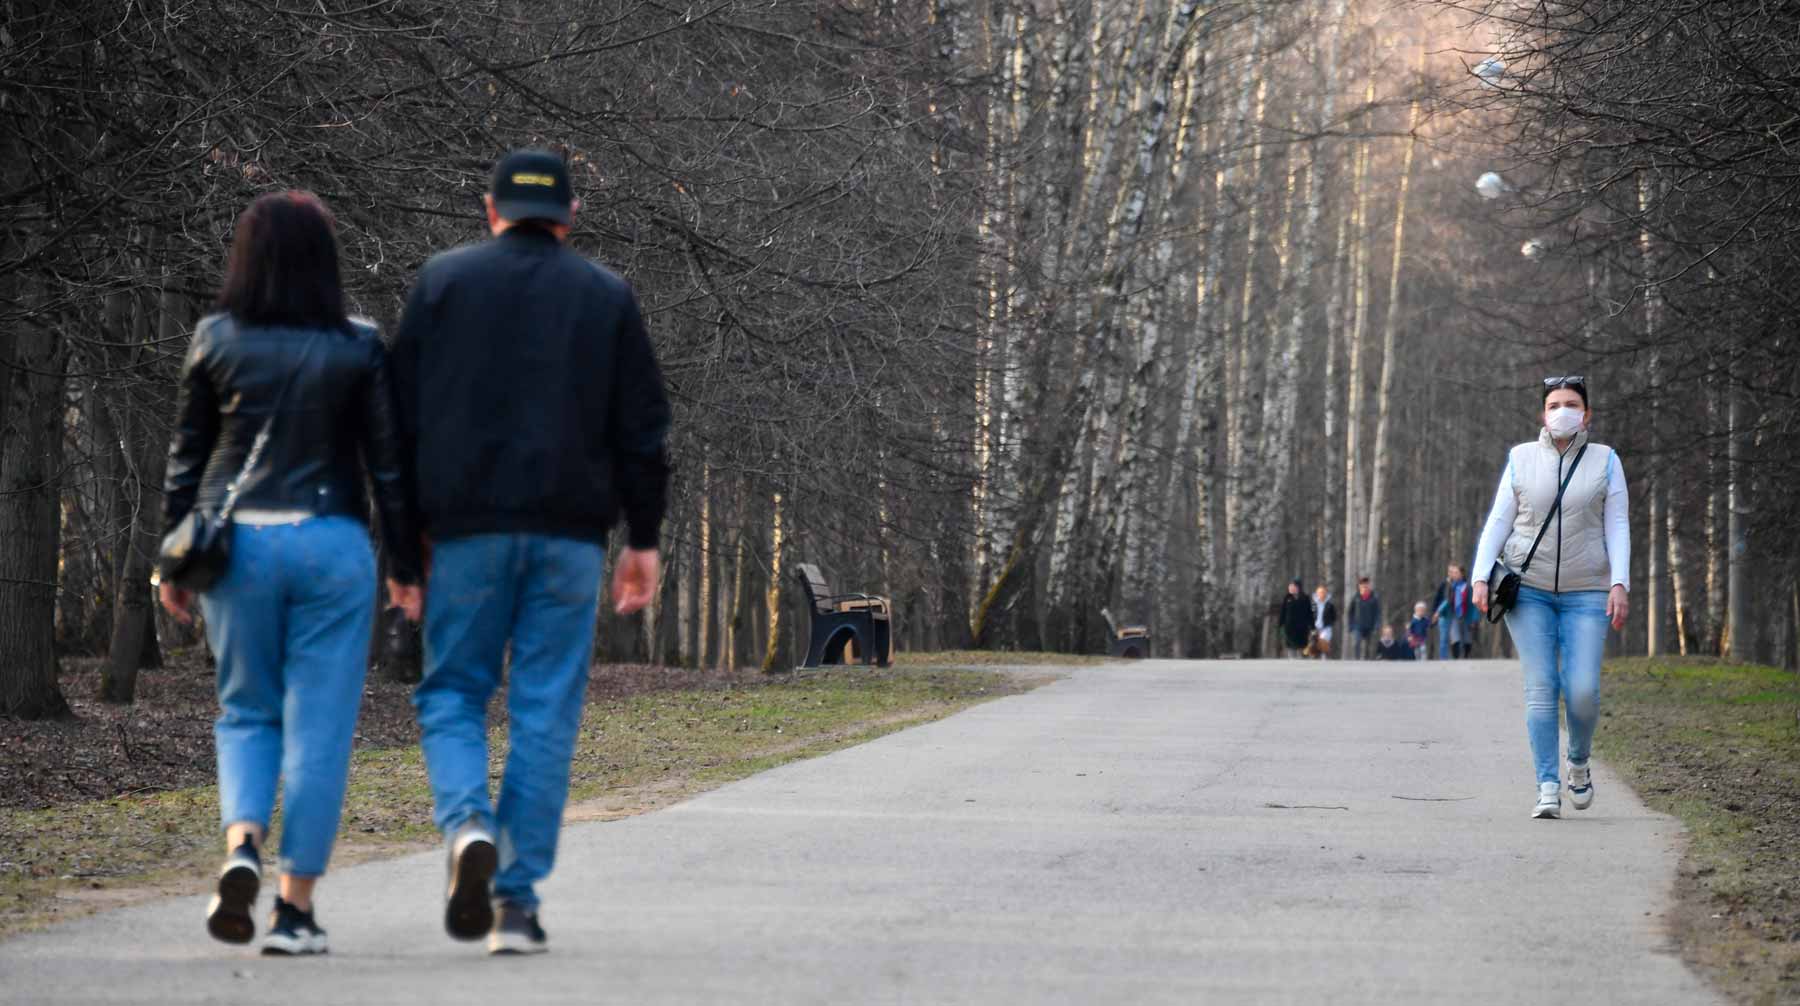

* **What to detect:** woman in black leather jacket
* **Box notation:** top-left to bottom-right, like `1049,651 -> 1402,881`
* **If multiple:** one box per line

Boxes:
157,191 -> 423,955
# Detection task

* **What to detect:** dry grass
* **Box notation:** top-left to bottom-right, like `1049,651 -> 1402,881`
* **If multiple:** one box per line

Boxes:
1597,657 -> 1800,1005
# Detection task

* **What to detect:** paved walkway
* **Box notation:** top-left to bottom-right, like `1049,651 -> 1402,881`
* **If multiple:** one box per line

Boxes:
1,660 -> 1718,1004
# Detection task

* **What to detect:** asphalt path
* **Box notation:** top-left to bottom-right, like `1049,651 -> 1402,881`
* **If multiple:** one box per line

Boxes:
0,659 -> 1719,1005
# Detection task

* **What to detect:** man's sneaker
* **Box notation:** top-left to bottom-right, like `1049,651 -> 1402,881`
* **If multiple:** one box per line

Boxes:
261,898 -> 328,955
445,821 -> 498,941
487,902 -> 548,955
1568,761 -> 1595,810
1532,780 -> 1562,819
205,836 -> 261,944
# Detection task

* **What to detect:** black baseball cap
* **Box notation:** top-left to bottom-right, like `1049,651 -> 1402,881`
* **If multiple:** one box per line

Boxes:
489,149 -> 574,226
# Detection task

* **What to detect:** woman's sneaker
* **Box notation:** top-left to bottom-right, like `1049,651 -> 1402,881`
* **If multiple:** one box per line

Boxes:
1568,761 -> 1595,810
1532,781 -> 1562,819
445,822 -> 498,941
261,898 -> 328,955
488,902 -> 548,955
205,836 -> 262,944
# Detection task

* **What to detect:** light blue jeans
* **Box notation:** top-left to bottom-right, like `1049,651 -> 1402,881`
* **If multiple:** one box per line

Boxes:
200,517 -> 376,877
414,533 -> 604,912
1504,586 -> 1609,785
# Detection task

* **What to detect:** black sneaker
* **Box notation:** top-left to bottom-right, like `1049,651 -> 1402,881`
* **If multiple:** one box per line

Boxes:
261,897 -> 328,955
487,902 -> 547,955
444,822 -> 498,941
205,836 -> 261,944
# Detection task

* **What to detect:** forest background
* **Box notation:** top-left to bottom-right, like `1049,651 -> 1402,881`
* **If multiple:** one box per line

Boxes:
3,0 -> 1796,718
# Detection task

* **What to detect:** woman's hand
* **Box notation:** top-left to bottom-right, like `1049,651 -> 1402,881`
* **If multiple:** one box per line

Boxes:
159,581 -> 194,624
1607,584 -> 1629,631
1472,580 -> 1489,614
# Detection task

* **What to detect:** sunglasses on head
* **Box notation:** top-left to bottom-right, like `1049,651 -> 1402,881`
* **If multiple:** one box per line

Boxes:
1543,375 -> 1585,390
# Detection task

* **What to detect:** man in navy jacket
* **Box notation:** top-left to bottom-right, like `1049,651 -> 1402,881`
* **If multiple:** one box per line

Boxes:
390,148 -> 671,956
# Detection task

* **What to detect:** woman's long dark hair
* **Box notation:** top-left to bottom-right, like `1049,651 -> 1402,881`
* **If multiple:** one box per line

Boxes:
217,191 -> 348,329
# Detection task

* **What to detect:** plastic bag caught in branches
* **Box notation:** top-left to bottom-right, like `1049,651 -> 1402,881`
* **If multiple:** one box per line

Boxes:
1476,172 -> 1507,199
1473,57 -> 1506,88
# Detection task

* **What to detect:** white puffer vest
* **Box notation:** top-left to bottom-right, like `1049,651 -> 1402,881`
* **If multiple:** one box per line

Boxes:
1503,429 -> 1615,593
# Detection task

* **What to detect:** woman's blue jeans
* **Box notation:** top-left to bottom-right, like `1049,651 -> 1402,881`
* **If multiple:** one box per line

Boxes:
413,533 -> 604,912
199,517 -> 376,877
1504,586 -> 1609,785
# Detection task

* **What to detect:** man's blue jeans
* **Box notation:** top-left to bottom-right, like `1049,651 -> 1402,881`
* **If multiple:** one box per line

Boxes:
1504,586 -> 1609,785
414,533 -> 604,911
200,517 -> 376,877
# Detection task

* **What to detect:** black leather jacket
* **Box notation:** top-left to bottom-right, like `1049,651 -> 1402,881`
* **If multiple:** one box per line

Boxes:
162,313 -> 423,584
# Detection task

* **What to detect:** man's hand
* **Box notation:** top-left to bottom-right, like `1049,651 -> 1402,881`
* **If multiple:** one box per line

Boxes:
1472,580 -> 1490,614
159,581 -> 194,624
1607,584 -> 1629,631
611,548 -> 659,615
387,579 -> 423,623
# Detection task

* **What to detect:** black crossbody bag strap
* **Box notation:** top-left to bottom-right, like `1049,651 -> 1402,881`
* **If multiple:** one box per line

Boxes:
1518,443 -> 1589,576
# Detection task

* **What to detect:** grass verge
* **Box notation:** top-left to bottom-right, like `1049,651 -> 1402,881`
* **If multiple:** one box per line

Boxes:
0,664 -> 1035,939
1596,656 -> 1800,1005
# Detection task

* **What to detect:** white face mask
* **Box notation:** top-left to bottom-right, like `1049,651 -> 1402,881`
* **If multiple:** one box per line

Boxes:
1545,407 -> 1585,438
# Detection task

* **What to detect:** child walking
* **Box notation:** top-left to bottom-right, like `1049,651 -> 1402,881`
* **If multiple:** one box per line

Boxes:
1408,602 -> 1431,661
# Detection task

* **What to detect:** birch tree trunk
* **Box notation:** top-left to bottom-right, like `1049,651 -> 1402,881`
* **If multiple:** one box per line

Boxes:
1638,172 -> 1664,655
1245,0 -> 1346,636
1725,378 -> 1745,657
1361,69 -> 1422,582
1340,77 -> 1374,608
1666,505 -> 1691,655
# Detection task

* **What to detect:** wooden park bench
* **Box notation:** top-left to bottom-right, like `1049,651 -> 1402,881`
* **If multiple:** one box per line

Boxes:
794,562 -> 893,668
1101,607 -> 1151,659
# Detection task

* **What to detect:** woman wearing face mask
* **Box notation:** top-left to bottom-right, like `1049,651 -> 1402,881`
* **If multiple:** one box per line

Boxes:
1471,377 -> 1630,819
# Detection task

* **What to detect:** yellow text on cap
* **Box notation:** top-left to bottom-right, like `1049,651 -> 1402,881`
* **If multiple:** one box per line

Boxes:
511,173 -> 557,187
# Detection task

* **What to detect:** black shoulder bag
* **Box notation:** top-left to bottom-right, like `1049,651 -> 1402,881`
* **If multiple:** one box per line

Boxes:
1486,443 -> 1588,623
159,333 -> 320,591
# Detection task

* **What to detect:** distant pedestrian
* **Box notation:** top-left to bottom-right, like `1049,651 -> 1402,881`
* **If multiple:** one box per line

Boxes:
1374,624 -> 1415,660
1279,579 -> 1313,658
1408,602 -> 1431,661
1347,576 -> 1382,660
1310,585 -> 1337,659
1472,375 -> 1629,820
158,191 -> 424,955
394,149 -> 672,954
1433,563 -> 1477,659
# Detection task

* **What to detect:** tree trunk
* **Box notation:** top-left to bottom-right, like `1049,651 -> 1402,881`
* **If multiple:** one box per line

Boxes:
761,491 -> 786,671
1361,75 -> 1422,581
1725,378 -> 1745,658
100,284 -> 176,702
0,316 -> 72,719
1341,76 -> 1374,610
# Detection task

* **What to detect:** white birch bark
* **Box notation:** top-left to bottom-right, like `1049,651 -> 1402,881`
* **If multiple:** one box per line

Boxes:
1639,172 -> 1664,654
1361,74 -> 1422,582
1726,378 -> 1745,657
1102,13 -> 1205,604
1667,504 -> 1691,655
1341,76 -> 1374,606
1245,0 -> 1347,627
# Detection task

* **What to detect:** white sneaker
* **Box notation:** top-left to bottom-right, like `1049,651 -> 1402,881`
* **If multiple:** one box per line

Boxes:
1568,761 -> 1594,810
1532,781 -> 1561,819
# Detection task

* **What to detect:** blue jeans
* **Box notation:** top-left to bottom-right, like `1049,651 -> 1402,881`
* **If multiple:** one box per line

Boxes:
200,517 -> 376,877
414,533 -> 605,911
1504,586 -> 1609,785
